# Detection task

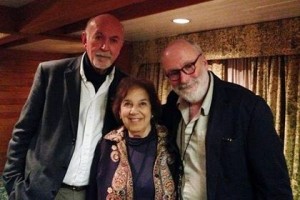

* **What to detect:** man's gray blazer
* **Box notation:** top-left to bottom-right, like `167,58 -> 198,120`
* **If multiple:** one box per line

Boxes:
3,55 -> 127,200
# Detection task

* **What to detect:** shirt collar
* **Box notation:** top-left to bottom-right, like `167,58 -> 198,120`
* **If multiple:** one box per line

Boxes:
80,53 -> 88,82
201,71 -> 214,116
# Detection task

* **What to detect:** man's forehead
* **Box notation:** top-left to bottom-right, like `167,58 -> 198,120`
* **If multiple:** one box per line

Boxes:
88,19 -> 123,35
165,47 -> 193,60
162,48 -> 197,68
94,30 -> 122,38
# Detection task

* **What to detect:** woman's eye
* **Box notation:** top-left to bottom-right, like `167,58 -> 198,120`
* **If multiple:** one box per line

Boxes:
122,102 -> 131,107
140,101 -> 149,107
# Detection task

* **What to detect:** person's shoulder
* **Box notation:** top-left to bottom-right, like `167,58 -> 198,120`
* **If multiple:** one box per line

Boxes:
41,56 -> 79,66
104,127 -> 125,143
39,56 -> 81,70
164,91 -> 179,106
223,81 -> 254,95
215,78 -> 267,110
213,74 -> 255,98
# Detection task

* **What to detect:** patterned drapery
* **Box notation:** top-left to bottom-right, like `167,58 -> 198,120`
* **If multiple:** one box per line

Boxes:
136,63 -> 170,104
284,55 -> 300,198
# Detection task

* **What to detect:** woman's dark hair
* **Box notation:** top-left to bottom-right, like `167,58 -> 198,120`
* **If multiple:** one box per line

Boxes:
112,77 -> 162,124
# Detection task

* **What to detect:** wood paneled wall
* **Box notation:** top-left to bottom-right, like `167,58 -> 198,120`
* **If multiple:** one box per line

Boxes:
0,50 -> 70,173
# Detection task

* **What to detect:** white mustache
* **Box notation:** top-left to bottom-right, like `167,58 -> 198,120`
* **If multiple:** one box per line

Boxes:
178,81 -> 197,90
178,78 -> 199,90
95,52 -> 111,58
178,84 -> 192,90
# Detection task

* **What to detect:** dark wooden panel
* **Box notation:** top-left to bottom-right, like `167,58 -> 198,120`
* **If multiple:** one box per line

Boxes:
0,50 -> 73,172
0,6 -> 17,33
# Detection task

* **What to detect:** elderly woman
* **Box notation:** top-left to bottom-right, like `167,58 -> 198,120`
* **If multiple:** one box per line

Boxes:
87,77 -> 180,200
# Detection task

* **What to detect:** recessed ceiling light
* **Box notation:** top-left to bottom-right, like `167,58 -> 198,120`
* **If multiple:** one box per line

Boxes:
172,18 -> 190,24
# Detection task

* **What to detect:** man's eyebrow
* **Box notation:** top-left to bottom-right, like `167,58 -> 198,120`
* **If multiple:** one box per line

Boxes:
110,36 -> 119,38
182,58 -> 195,66
110,35 -> 122,40
168,60 -> 194,71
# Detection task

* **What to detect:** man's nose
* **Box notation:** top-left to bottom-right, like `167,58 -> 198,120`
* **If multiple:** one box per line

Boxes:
179,71 -> 190,83
100,39 -> 109,51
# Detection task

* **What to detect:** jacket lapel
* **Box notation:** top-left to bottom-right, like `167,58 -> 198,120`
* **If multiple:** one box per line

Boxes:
65,56 -> 81,138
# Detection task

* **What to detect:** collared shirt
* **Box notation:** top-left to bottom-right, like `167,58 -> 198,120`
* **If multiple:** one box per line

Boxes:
176,72 -> 214,200
63,54 -> 115,186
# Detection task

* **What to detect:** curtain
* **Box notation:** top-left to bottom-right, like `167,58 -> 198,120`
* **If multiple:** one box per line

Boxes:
137,55 -> 299,198
226,59 -> 254,91
284,55 -> 300,198
136,63 -> 170,104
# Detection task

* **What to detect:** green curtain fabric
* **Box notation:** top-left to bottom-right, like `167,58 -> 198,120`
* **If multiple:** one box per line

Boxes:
284,55 -> 300,199
136,63 -> 170,104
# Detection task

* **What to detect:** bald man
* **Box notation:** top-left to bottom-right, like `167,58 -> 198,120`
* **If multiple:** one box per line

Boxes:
161,39 -> 292,200
3,14 -> 128,200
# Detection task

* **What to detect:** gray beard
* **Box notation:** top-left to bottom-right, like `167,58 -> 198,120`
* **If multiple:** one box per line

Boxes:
172,76 -> 207,103
173,86 -> 202,103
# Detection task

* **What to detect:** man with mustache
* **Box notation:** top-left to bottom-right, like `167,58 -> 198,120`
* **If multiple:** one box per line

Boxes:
3,14 -> 127,200
160,39 -> 292,199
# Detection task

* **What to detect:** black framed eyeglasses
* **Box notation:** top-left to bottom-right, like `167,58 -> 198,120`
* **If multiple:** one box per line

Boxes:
165,53 -> 202,81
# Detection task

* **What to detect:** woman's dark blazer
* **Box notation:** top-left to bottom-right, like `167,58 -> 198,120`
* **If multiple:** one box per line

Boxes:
2,55 -> 127,200
162,72 -> 293,200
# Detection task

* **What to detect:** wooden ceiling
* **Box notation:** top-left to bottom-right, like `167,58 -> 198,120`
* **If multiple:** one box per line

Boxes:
0,0 -> 300,55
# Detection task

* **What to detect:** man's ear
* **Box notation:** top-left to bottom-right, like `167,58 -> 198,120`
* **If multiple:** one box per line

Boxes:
202,56 -> 209,70
81,32 -> 87,47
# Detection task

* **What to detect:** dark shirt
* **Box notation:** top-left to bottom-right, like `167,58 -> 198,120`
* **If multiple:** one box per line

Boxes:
83,54 -> 114,92
126,129 -> 157,199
